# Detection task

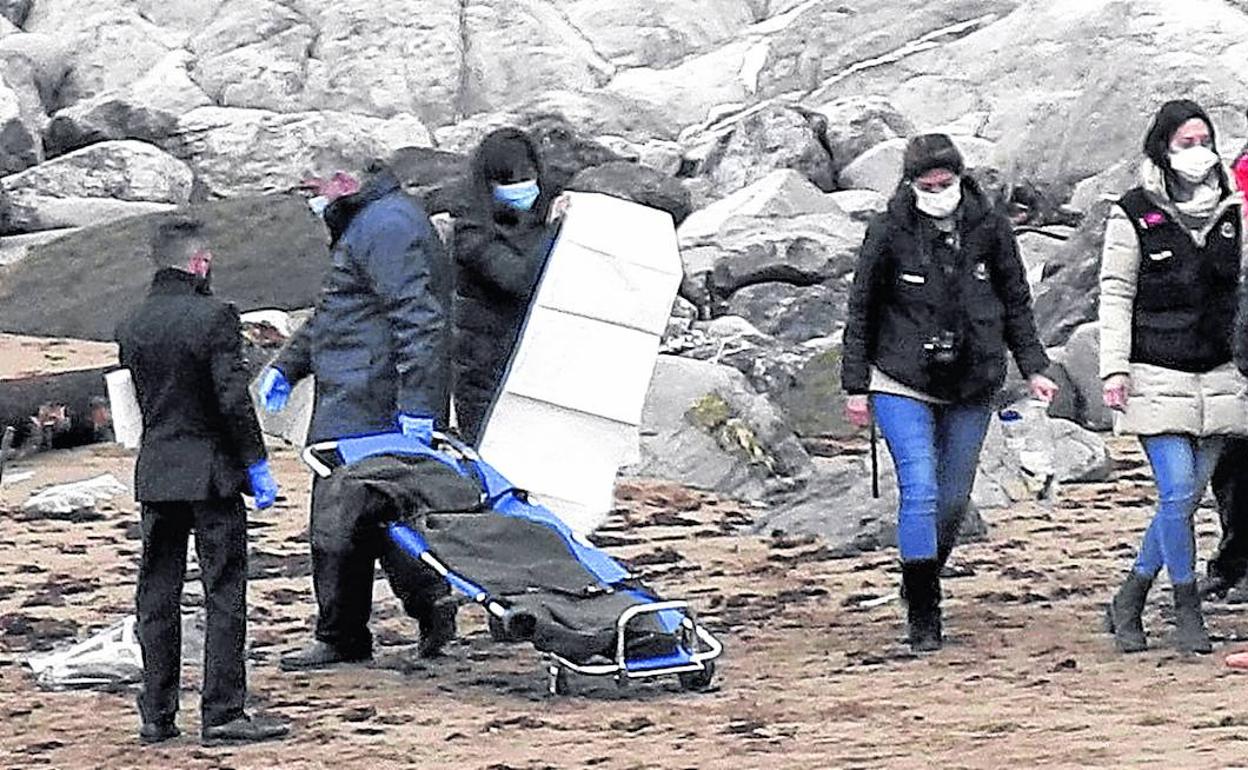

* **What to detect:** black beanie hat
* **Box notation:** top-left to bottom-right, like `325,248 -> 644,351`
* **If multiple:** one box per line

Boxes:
902,134 -> 965,180
1143,99 -> 1217,172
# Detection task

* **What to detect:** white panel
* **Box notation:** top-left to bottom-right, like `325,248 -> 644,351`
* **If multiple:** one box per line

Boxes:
477,194 -> 681,534
536,240 -> 681,336
555,193 -> 681,275
503,309 -> 661,425
480,395 -> 634,533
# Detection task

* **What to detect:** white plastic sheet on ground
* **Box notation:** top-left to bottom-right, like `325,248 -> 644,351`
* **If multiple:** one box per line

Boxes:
22,474 -> 128,516
478,193 -> 683,535
25,616 -> 143,690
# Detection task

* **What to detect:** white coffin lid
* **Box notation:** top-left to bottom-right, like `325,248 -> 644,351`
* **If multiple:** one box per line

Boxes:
477,193 -> 681,534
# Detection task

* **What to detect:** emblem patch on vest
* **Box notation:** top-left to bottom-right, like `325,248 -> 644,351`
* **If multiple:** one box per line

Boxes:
973,262 -> 989,281
1221,222 -> 1236,240
1147,250 -> 1173,262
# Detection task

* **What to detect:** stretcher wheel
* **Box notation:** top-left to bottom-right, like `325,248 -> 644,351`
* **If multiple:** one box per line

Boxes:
488,615 -> 507,642
678,661 -> 716,692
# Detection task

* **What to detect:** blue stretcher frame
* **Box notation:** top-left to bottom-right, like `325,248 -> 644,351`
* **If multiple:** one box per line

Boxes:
302,431 -> 723,695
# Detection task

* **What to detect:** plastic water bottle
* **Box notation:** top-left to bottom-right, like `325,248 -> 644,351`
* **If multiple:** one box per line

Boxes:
998,403 -> 1058,504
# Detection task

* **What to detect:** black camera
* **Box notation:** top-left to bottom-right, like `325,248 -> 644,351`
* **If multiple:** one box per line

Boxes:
923,330 -> 960,366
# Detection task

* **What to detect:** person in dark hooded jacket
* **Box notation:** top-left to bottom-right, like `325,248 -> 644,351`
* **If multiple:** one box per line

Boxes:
451,128 -> 563,446
258,162 -> 457,671
1202,118 -> 1248,601
841,134 -> 1057,653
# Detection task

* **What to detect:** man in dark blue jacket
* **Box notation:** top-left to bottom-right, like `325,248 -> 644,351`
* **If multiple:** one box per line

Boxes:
260,164 -> 455,670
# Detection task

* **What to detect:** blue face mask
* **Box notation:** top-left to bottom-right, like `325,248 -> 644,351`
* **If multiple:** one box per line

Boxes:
493,180 -> 540,211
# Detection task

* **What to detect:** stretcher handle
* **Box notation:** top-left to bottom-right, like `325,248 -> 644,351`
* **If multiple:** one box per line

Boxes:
301,431 -> 476,479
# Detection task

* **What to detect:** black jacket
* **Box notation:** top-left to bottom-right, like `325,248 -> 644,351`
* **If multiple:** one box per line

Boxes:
1118,187 -> 1240,373
842,180 -> 1050,403
116,269 -> 267,502
451,208 -> 552,445
277,171 -> 452,443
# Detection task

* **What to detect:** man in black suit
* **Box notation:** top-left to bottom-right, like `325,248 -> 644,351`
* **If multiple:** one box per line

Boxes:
1206,442 -> 1248,598
116,216 -> 289,747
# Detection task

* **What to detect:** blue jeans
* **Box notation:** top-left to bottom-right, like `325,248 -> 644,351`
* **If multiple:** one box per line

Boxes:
871,394 -> 993,562
1134,435 -> 1225,585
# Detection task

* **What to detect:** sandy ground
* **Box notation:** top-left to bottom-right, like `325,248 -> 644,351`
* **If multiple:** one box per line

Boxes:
0,334 -> 118,380
1,438 -> 1247,770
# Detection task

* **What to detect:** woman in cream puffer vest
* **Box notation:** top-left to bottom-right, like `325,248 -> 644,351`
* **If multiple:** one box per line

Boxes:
1098,100 -> 1248,657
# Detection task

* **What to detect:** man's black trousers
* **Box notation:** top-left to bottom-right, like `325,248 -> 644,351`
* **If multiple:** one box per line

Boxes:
310,478 -> 449,654
136,497 -> 246,729
1210,437 -> 1248,587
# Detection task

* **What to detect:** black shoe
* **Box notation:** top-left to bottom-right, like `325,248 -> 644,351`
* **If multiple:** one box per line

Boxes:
139,722 -> 180,745
201,714 -> 290,747
279,640 -> 372,671
1200,568 -> 1245,600
1105,572 -> 1152,654
417,600 -> 458,658
1172,581 -> 1213,655
901,560 -> 943,653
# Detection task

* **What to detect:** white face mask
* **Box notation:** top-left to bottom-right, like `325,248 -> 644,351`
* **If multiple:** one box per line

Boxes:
307,195 -> 331,217
912,181 -> 962,219
1169,145 -> 1219,184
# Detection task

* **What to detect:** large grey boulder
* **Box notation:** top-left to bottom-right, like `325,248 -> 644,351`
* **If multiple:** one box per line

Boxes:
568,161 -> 692,224
807,0 -> 1248,191
434,90 -> 679,153
838,135 -> 997,194
694,103 -> 836,198
24,1 -> 173,109
1032,199 -> 1111,347
0,54 -> 43,174
0,33 -> 70,111
1048,322 -> 1116,432
678,169 -> 841,246
44,51 -> 211,157
561,0 -> 760,69
0,140 -> 193,233
726,282 -> 844,345
606,40 -> 758,130
0,195 -> 330,340
814,96 -> 913,175
163,107 -> 432,197
0,0 -> 31,28
683,211 -> 863,302
754,453 -> 988,557
461,0 -> 614,118
187,0 -> 318,114
623,355 -> 813,501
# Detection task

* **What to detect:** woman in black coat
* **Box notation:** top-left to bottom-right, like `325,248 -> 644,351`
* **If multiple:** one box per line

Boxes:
452,128 -> 563,445
840,134 -> 1058,653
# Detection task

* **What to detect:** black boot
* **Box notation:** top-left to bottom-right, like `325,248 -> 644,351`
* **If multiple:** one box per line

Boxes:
279,640 -> 371,672
139,721 -> 180,745
416,599 -> 458,658
901,560 -> 942,653
201,713 -> 290,747
1172,582 -> 1213,655
1105,572 -> 1151,653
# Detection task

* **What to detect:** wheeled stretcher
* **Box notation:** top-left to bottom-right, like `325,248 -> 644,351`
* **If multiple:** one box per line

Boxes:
302,432 -> 723,695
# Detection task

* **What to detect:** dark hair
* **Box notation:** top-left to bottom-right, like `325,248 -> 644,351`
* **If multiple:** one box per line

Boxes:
1142,99 -> 1229,197
1143,99 -> 1218,170
150,215 -> 205,268
468,127 -> 551,222
902,134 -> 965,180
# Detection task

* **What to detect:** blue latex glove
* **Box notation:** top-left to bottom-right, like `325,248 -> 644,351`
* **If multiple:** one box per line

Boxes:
247,460 -> 279,510
398,414 -> 435,445
257,367 -> 291,414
